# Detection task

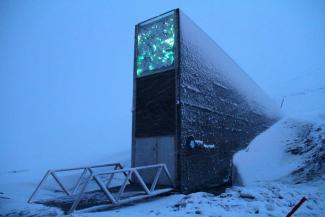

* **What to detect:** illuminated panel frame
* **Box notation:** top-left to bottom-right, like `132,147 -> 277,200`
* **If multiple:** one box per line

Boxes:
135,10 -> 177,78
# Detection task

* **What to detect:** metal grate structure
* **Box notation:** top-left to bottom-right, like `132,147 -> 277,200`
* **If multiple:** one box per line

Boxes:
28,163 -> 174,214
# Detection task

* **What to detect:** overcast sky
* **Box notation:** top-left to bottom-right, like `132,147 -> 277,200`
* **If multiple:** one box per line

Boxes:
1,0 -> 324,171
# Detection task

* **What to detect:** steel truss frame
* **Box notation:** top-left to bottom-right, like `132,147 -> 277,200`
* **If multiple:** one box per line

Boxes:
28,163 -> 174,214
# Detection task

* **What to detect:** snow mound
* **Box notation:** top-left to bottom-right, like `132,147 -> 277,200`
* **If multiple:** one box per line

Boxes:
233,115 -> 325,186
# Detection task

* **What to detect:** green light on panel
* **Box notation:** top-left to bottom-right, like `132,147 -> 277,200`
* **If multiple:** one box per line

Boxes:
137,68 -> 143,77
164,38 -> 174,46
136,12 -> 175,77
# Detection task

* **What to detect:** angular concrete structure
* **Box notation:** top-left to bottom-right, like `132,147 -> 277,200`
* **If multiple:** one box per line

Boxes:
132,9 -> 281,193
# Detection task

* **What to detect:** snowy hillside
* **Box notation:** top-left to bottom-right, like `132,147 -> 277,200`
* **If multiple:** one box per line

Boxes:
1,114 -> 324,217
234,115 -> 325,185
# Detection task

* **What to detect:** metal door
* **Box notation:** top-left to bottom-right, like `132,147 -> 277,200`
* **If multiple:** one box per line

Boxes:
134,136 -> 176,185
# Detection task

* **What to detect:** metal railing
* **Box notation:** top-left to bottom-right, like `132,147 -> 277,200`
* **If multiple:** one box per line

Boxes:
28,163 -> 174,214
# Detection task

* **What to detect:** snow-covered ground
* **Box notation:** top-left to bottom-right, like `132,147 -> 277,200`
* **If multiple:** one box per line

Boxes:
1,113 -> 325,216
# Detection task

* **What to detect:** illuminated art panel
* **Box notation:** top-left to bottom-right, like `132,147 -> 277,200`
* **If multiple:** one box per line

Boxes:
136,11 -> 176,77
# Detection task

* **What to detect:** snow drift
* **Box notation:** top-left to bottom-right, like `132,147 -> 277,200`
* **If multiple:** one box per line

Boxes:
233,115 -> 325,186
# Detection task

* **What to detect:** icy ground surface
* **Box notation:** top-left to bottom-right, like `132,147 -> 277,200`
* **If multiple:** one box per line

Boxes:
1,115 -> 325,217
